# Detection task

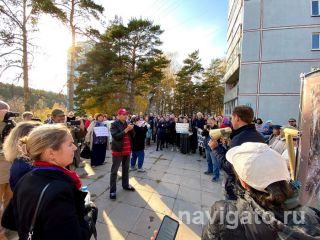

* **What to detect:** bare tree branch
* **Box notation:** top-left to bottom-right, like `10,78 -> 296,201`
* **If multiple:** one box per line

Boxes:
0,0 -> 23,28
0,64 -> 22,78
0,48 -> 23,57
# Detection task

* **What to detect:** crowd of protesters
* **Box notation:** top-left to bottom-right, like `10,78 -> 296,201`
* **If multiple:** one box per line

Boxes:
1,99 -> 319,240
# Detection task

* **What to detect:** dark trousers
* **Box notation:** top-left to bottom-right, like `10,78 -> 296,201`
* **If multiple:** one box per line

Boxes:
191,133 -> 198,152
73,146 -> 81,167
91,143 -> 107,166
110,155 -> 130,193
156,138 -> 164,150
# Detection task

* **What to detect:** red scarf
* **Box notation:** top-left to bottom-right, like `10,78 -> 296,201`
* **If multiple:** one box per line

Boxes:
33,161 -> 82,189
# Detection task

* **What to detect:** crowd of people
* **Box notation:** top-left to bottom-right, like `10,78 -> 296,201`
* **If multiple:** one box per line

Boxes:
0,100 -> 319,240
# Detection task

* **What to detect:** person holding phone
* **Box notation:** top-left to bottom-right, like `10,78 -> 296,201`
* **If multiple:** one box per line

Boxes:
130,116 -> 148,172
109,109 -> 135,200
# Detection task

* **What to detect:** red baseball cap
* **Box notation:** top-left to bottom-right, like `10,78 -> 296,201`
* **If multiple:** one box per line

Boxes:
117,108 -> 128,115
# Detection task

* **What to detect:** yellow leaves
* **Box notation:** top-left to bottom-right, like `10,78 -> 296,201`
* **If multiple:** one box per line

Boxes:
134,95 -> 148,113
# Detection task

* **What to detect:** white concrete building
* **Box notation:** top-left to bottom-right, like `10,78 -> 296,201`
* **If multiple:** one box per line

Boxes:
224,0 -> 320,124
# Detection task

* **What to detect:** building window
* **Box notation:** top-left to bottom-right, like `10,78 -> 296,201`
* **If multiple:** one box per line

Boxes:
312,33 -> 320,50
312,0 -> 320,16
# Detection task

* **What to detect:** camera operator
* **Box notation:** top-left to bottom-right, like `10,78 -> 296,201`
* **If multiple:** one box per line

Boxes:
48,109 -> 86,168
0,100 -> 16,239
22,111 -> 33,122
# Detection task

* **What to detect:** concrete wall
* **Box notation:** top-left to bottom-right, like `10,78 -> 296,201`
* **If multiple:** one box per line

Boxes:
243,0 -> 261,30
238,95 -> 300,125
239,64 -> 259,93
262,27 -> 320,61
238,95 -> 257,112
241,32 -> 260,62
260,62 -> 317,93
257,96 -> 300,125
225,0 -> 320,121
263,0 -> 319,27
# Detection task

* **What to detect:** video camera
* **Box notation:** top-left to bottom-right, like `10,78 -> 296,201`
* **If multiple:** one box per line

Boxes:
1,111 -> 19,142
66,116 -> 81,127
69,120 -> 81,126
3,111 -> 19,122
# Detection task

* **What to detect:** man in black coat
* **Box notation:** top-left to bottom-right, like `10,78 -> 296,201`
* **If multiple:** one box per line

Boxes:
109,109 -> 135,200
209,105 -> 264,200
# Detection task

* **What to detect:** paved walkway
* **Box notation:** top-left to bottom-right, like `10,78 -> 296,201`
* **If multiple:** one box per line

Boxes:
77,145 -> 224,240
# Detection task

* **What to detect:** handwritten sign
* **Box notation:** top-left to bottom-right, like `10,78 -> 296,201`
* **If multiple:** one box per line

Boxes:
94,126 -> 109,137
176,123 -> 189,134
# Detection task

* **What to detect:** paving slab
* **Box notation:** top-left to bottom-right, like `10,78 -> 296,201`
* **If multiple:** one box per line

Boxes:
146,193 -> 175,215
131,208 -> 165,238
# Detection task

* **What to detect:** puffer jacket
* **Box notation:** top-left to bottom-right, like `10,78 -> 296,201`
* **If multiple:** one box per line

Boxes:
202,191 -> 320,240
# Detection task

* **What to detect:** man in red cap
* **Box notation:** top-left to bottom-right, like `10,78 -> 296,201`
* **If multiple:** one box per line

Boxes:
109,108 -> 135,200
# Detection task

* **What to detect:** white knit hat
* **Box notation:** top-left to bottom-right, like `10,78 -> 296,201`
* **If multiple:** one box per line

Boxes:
226,142 -> 290,192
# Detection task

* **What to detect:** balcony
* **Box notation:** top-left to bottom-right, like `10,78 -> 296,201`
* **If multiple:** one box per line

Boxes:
224,83 -> 239,103
223,54 -> 240,84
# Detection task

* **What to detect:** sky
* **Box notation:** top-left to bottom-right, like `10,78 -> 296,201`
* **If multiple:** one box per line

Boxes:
1,0 -> 228,93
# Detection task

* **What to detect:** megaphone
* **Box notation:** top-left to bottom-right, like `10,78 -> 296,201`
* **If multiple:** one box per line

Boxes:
209,127 -> 232,140
283,127 -> 300,180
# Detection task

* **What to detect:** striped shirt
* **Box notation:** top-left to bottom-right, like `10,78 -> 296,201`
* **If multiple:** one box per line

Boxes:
112,130 -> 132,157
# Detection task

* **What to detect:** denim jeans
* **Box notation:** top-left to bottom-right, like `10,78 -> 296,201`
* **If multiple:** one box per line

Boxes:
206,147 -> 220,179
131,150 -> 145,169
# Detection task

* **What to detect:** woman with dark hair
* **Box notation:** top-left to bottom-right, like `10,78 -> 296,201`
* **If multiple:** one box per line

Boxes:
85,113 -> 108,167
202,142 -> 320,240
255,118 -> 264,133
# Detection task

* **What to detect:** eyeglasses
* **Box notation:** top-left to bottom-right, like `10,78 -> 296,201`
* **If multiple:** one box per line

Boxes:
288,120 -> 296,123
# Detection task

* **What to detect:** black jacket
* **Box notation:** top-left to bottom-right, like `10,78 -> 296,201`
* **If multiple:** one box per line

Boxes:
195,118 -> 206,130
2,169 -> 93,240
229,124 -> 264,148
202,192 -> 320,240
213,124 -> 264,174
156,121 -> 167,139
110,120 -> 135,152
132,125 -> 147,151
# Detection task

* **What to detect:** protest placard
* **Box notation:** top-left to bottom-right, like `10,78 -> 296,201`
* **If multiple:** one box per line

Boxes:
176,123 -> 189,134
94,126 -> 109,137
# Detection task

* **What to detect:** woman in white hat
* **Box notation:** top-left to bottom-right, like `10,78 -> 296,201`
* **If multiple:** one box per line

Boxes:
202,142 -> 320,240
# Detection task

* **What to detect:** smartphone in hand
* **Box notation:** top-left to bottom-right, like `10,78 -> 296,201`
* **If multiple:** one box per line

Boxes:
155,215 -> 179,240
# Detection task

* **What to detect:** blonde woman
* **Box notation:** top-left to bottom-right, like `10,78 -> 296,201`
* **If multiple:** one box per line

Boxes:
3,121 -> 42,190
2,124 -> 97,240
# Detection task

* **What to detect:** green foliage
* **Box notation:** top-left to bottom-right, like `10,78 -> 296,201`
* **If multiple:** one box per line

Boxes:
31,0 -> 66,20
79,0 -> 104,15
0,82 -> 67,110
169,53 -> 225,116
75,17 -> 169,114
174,50 -> 204,115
